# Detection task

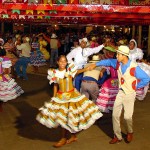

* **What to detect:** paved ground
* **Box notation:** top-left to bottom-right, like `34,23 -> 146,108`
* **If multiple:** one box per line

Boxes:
0,65 -> 150,150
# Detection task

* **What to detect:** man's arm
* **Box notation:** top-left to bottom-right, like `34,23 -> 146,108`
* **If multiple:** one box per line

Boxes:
43,34 -> 50,43
88,59 -> 118,71
85,44 -> 104,57
66,48 -> 77,63
135,66 -> 150,89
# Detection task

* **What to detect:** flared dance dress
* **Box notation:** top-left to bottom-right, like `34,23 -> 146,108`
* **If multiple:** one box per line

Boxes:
96,67 -> 119,113
30,42 -> 47,67
0,57 -> 24,102
36,63 -> 103,133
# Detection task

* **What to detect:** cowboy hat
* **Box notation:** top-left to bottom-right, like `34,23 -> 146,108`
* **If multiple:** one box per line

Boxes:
91,36 -> 97,41
51,33 -> 57,38
116,45 -> 129,56
104,46 -> 116,52
89,55 -> 100,63
117,40 -> 124,45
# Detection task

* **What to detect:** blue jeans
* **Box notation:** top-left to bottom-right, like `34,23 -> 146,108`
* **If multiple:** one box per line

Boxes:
50,49 -> 58,67
15,57 -> 30,80
74,73 -> 83,92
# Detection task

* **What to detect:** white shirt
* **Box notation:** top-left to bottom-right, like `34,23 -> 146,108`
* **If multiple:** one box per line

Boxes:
17,42 -> 31,57
67,44 -> 104,69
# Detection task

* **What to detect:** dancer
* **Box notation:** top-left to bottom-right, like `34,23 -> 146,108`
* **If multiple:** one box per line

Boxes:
0,47 -> 24,104
88,45 -> 150,144
67,37 -> 110,91
15,37 -> 31,80
96,46 -> 118,113
30,37 -> 46,73
36,55 -> 103,148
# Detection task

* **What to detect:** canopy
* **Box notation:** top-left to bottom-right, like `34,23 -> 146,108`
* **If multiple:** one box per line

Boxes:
0,1 -> 150,25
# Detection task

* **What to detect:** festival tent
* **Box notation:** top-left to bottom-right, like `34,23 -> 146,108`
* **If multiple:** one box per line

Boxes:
0,0 -> 150,25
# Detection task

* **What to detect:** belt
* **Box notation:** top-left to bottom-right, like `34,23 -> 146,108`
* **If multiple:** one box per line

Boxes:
82,80 -> 96,83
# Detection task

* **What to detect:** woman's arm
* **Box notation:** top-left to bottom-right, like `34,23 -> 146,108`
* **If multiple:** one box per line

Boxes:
43,34 -> 50,43
53,83 -> 58,97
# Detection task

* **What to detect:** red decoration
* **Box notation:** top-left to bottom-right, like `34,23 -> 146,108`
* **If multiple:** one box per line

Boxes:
130,67 -> 135,76
121,77 -> 124,85
132,80 -> 136,90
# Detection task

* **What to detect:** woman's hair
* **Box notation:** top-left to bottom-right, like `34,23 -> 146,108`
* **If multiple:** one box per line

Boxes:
0,47 -> 6,56
57,55 -> 67,62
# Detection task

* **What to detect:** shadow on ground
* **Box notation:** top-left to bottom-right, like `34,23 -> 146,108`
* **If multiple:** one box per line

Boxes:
9,74 -> 61,142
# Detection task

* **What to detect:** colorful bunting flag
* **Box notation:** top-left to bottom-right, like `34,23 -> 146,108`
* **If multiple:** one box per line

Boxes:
37,10 -> 45,15
19,15 -> 25,19
2,14 -> 9,18
26,10 -> 33,15
45,16 -> 51,19
28,15 -> 34,19
37,16 -> 43,19
0,9 -> 7,14
11,15 -> 17,19
12,9 -> 20,14
49,10 -> 57,14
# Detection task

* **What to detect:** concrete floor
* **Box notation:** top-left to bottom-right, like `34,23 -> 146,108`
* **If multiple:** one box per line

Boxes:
0,66 -> 150,150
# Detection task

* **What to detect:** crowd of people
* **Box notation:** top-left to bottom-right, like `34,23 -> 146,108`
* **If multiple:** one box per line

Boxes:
0,31 -> 150,148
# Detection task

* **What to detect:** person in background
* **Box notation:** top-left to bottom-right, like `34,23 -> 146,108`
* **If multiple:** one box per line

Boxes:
38,34 -> 50,61
4,37 -> 18,78
88,45 -> 150,144
42,33 -> 61,68
15,37 -> 31,80
96,46 -> 118,113
36,55 -> 103,148
129,39 -> 150,100
90,36 -> 99,48
67,37 -> 110,92
30,36 -> 46,73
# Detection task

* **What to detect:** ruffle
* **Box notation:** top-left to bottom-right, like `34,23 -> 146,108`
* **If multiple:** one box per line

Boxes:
2,59 -> 12,68
30,51 -> 46,67
138,62 -> 150,77
0,78 -> 24,102
47,62 -> 77,85
36,97 -> 103,133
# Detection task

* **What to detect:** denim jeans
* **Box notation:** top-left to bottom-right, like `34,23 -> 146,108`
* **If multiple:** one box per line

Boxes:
50,49 -> 58,67
15,57 -> 30,80
74,73 -> 83,92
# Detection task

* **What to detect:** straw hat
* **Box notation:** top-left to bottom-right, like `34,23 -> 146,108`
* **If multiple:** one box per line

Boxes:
89,55 -> 100,63
116,45 -> 129,56
0,38 -> 4,45
51,33 -> 57,38
117,40 -> 124,45
91,36 -> 97,41
25,37 -> 30,42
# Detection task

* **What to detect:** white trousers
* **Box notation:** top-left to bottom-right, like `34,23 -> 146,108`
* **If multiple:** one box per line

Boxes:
112,90 -> 136,140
